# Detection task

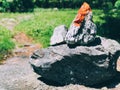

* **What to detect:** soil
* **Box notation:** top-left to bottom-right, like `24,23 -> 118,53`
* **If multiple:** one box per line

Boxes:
13,32 -> 33,45
13,32 -> 42,57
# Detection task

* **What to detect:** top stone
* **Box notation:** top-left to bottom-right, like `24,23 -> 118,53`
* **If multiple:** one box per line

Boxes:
65,2 -> 97,45
50,2 -> 97,46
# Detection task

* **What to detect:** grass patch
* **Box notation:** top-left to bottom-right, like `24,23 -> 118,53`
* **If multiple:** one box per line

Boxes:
0,26 -> 15,60
15,9 -> 76,47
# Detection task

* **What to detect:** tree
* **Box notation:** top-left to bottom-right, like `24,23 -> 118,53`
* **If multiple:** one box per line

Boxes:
1,0 -> 10,12
11,0 -> 34,12
115,0 -> 120,8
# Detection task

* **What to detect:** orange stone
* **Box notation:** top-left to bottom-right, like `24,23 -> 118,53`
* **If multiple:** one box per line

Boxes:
73,2 -> 92,27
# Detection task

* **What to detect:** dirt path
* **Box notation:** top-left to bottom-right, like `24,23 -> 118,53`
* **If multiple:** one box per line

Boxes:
0,15 -> 32,30
0,57 -> 40,90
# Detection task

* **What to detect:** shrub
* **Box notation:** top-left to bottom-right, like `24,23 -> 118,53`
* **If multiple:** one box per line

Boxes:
115,0 -> 120,9
0,0 -> 10,12
11,0 -> 34,12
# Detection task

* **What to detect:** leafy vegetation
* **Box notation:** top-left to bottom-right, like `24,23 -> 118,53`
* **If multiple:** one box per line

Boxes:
93,9 -> 120,40
0,26 -> 15,60
0,0 -> 117,12
0,0 -> 34,12
115,0 -> 120,9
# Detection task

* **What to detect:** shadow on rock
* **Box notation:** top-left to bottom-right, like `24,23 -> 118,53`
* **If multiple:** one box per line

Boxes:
91,72 -> 120,89
30,37 -> 120,89
38,72 -> 120,89
67,37 -> 101,48
38,77 -> 65,87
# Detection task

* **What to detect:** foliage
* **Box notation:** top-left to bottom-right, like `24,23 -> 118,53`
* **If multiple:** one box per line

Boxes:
92,9 -> 106,36
93,9 -> 120,41
0,0 -> 10,12
115,0 -> 120,9
102,9 -> 120,40
10,0 -> 34,12
0,0 -> 117,12
0,26 -> 15,60
34,0 -> 116,9
0,0 -> 34,12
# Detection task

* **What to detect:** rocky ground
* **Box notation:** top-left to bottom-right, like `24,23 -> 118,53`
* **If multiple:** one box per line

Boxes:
0,56 -> 120,90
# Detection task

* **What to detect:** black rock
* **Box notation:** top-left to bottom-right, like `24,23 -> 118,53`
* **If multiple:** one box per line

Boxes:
30,37 -> 120,86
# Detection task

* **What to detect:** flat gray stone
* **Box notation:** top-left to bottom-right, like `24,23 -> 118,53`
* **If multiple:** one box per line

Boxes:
50,25 -> 68,46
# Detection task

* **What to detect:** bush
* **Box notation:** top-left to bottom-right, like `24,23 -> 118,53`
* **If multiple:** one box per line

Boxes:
115,0 -> 120,9
10,0 -> 34,12
0,0 -> 34,12
93,9 -> 120,41
0,26 -> 15,60
0,0 -> 10,12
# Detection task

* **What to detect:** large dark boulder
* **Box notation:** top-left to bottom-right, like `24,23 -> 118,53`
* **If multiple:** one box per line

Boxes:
29,37 -> 120,86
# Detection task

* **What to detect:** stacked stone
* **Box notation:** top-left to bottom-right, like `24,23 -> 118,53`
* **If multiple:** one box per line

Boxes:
50,2 -> 97,46
30,2 -> 120,87
65,12 -> 97,45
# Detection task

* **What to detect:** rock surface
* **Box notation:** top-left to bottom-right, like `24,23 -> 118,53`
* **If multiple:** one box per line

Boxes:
50,25 -> 68,46
65,4 -> 97,45
1,56 -> 120,90
30,37 -> 120,86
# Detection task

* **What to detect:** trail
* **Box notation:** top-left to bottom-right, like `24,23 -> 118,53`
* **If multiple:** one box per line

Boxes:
0,57 -> 40,90
0,16 -> 42,90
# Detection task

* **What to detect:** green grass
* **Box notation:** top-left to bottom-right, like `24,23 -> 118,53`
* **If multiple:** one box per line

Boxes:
0,26 -> 15,60
14,9 -> 77,47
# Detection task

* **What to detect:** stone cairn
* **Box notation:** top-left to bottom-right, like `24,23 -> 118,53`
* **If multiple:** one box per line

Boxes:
30,2 -> 120,87
50,2 -> 97,46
